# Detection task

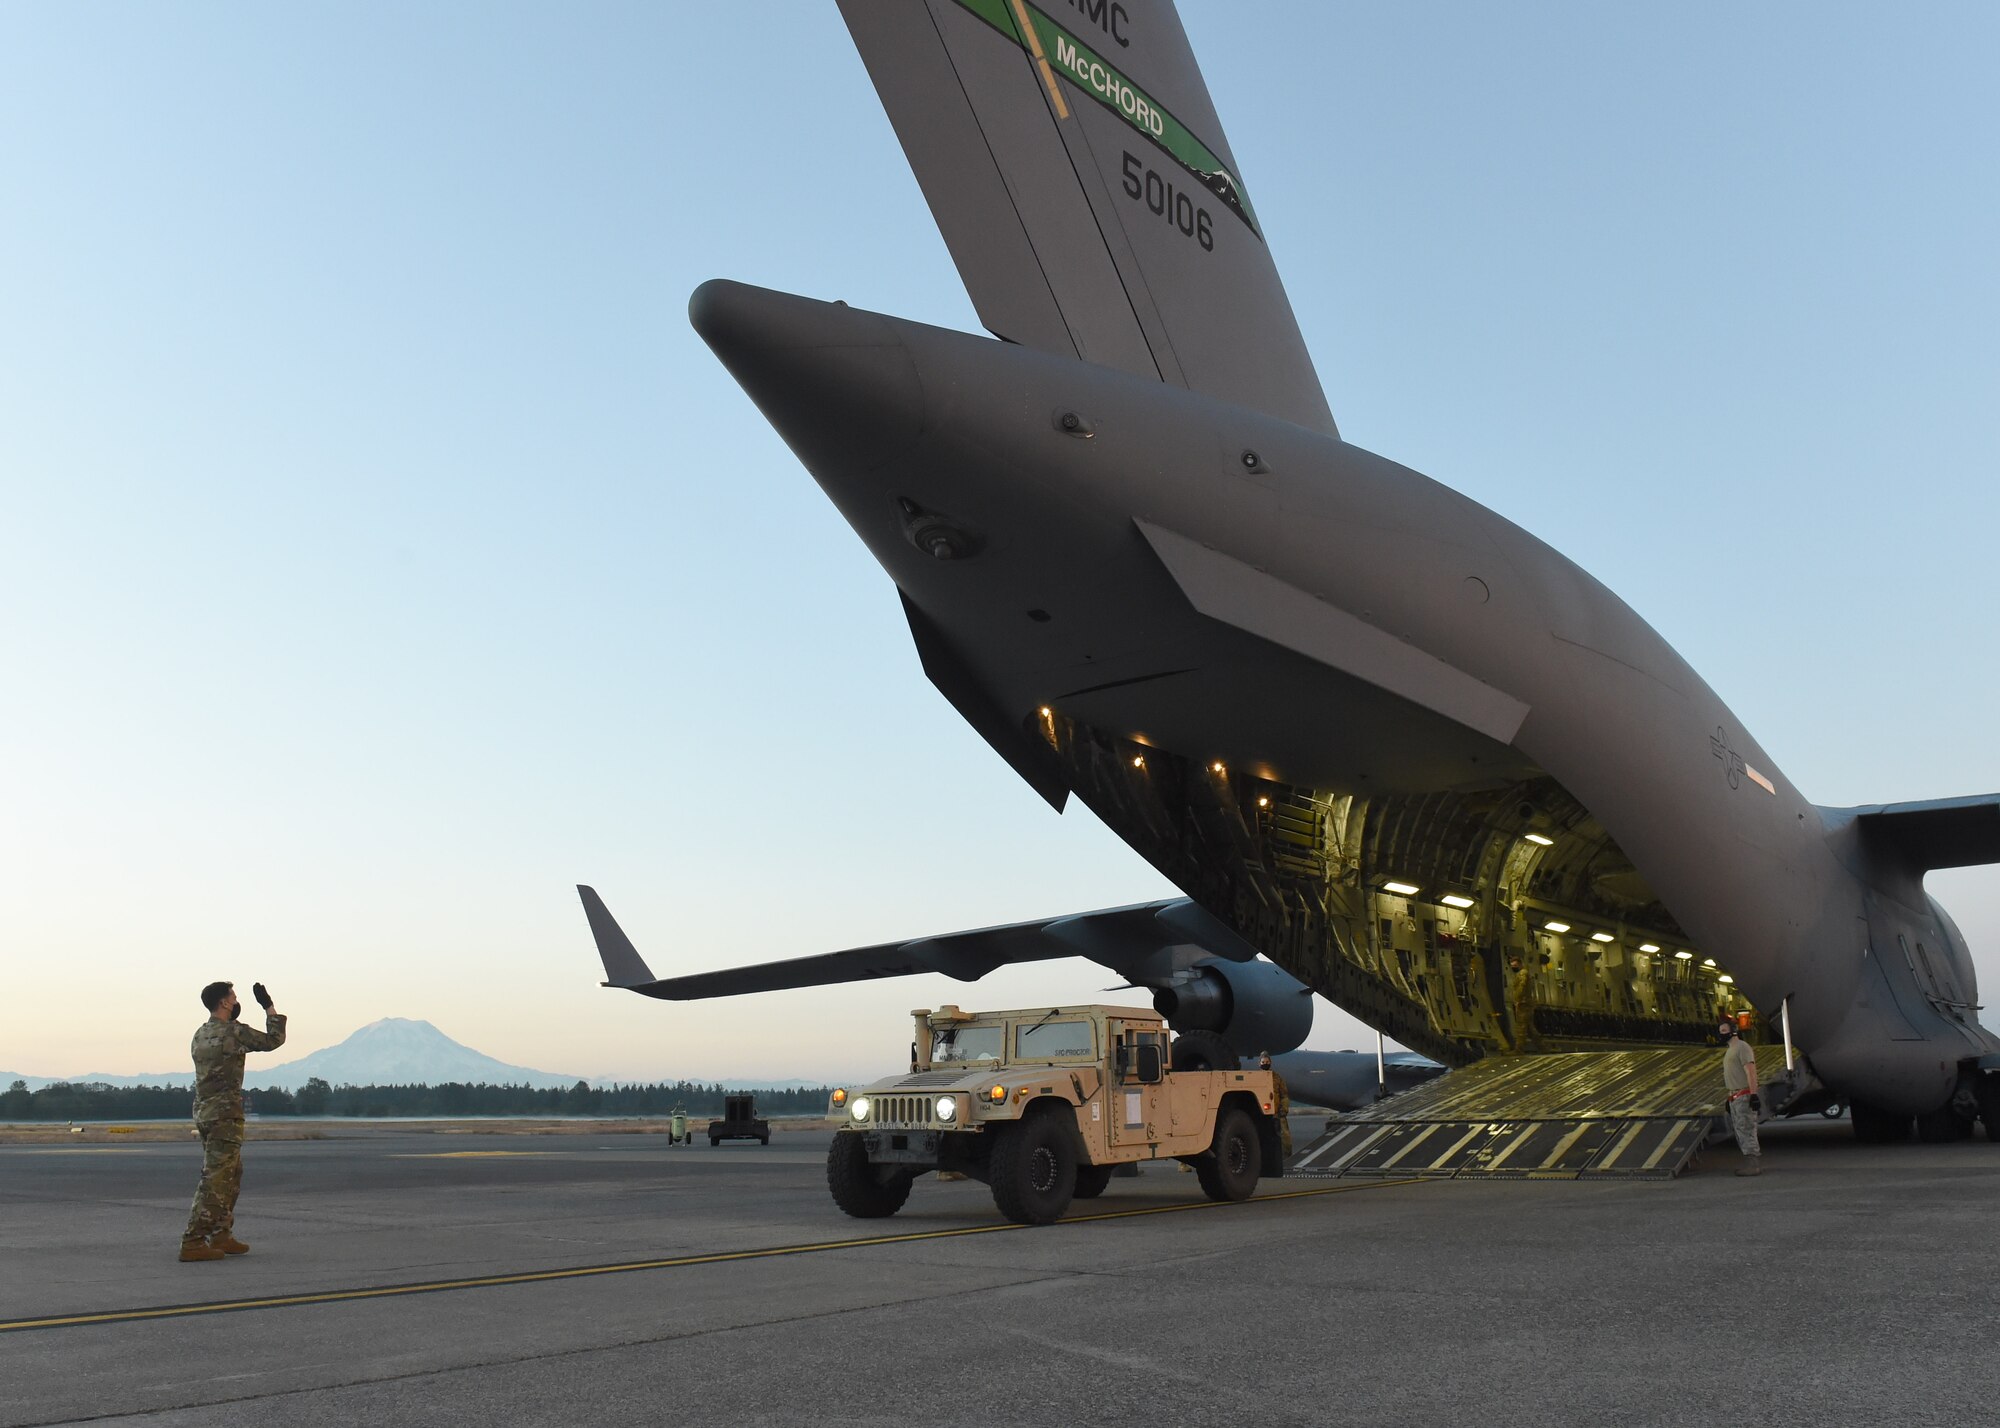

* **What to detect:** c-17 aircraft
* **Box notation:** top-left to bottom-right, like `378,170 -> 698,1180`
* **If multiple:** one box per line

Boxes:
582,1 -> 1999,1148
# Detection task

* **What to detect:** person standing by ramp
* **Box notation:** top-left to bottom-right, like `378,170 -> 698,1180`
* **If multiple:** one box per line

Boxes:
1258,1051 -> 1291,1158
180,981 -> 286,1261
1719,1016 -> 1761,1177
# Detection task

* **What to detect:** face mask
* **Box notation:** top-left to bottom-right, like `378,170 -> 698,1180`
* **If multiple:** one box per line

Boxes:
229,1001 -> 241,1021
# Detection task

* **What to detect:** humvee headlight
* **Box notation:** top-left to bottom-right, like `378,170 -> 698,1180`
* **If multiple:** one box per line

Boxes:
849,1096 -> 871,1122
935,1096 -> 958,1122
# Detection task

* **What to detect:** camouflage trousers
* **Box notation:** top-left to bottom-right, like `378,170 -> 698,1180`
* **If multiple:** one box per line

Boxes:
184,1117 -> 244,1242
1726,1096 -> 1760,1156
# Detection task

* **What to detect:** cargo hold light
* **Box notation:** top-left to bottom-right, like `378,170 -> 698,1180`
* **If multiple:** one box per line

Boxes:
1718,975 -> 1735,985
1674,951 -> 1694,960
1702,958 -> 1717,967
1591,932 -> 1615,944
1544,921 -> 1571,934
1440,894 -> 1475,909
1525,833 -> 1555,846
1383,881 -> 1420,896
1639,943 -> 1660,954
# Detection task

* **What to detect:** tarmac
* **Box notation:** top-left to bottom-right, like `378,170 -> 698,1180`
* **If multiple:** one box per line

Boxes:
3,1116 -> 1997,1427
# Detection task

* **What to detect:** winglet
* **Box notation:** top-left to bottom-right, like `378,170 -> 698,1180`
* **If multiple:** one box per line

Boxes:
577,885 -> 658,989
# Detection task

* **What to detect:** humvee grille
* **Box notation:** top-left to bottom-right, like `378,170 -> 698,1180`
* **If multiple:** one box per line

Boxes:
873,1094 -> 935,1128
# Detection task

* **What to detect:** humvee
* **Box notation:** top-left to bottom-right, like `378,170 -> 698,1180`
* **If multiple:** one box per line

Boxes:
826,1004 -> 1285,1225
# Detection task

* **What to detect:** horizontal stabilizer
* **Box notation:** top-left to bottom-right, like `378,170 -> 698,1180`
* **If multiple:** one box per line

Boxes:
583,896 -> 1261,1002
1851,794 -> 2000,871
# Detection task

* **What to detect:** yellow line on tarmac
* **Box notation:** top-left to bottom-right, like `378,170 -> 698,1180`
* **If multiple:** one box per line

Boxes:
392,1151 -> 557,1159
0,1179 -> 1418,1334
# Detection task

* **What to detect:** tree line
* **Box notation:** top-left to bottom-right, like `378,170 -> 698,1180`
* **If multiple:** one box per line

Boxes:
2,1078 -> 835,1121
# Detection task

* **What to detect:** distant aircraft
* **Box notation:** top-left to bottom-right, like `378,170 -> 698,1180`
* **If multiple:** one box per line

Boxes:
585,1 -> 1999,1145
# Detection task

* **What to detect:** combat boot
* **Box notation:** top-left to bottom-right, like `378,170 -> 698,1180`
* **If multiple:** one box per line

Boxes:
212,1233 -> 250,1254
1734,1155 -> 1762,1177
179,1238 -> 225,1262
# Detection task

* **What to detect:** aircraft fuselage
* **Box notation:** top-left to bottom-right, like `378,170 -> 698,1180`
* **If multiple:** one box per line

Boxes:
693,277 -> 1995,1120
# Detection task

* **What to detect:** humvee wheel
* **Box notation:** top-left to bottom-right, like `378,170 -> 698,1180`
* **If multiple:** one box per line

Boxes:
989,1108 -> 1077,1225
1169,1030 -> 1238,1072
827,1132 -> 914,1218
1195,1107 -> 1261,1203
1072,1164 -> 1114,1200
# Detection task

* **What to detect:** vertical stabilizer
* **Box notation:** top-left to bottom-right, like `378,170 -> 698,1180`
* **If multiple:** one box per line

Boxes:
838,0 -> 1336,437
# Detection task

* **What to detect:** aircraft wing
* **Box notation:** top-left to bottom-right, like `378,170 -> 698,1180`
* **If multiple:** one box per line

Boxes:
837,0 -> 1336,438
577,885 -> 1261,1000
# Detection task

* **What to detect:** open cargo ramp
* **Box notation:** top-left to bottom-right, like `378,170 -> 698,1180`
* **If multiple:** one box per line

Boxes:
1289,1048 -> 1745,1182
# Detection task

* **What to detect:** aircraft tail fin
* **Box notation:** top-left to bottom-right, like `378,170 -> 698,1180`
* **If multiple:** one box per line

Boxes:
1850,794 -> 2000,872
577,885 -> 659,988
837,0 -> 1336,437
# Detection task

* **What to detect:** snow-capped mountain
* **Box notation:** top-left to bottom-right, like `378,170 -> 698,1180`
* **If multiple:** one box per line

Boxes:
245,1018 -> 580,1090
4,1018 -> 578,1092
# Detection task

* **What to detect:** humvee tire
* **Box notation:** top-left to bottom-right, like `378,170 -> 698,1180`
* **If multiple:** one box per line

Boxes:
989,1107 -> 1077,1225
1072,1164 -> 1114,1200
827,1133 -> 914,1218
1194,1107 -> 1261,1203
1170,1030 -> 1238,1072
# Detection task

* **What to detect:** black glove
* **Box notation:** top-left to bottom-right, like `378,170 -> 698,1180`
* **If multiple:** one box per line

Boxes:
1748,1093 -> 1762,1113
253,982 -> 274,1011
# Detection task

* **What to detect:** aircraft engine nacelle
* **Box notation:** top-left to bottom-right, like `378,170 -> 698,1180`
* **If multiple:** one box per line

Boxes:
1149,958 -> 1314,1058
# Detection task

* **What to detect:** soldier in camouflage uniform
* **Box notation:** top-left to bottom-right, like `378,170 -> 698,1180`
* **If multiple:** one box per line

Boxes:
180,981 -> 286,1262
1258,1051 -> 1292,1158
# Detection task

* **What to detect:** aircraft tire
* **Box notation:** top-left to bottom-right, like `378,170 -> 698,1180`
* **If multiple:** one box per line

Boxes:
1169,1030 -> 1239,1073
1850,1101 -> 1913,1144
1978,1078 -> 2000,1144
1072,1164 -> 1114,1199
988,1107 -> 1077,1225
826,1132 -> 913,1218
1194,1107 -> 1261,1203
1915,1104 -> 1971,1144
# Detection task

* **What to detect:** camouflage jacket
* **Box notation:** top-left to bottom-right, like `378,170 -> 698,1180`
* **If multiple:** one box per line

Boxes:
190,1013 -> 287,1123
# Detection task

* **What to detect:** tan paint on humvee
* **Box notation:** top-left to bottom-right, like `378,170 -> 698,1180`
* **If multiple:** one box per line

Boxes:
829,1004 -> 1283,1200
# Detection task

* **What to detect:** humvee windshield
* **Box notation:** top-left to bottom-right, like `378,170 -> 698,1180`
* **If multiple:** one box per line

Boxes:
932,1024 -> 1004,1065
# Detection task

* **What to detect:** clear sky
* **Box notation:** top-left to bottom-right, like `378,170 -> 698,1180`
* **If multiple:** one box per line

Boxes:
3,4 -> 1994,1085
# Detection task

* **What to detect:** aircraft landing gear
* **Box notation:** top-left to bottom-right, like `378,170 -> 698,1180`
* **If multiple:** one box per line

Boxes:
1915,1104 -> 1973,1144
1850,1101 -> 1912,1144
1975,1076 -> 2000,1145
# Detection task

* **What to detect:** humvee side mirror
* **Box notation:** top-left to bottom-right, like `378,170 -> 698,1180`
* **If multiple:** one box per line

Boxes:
1134,1044 -> 1164,1084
